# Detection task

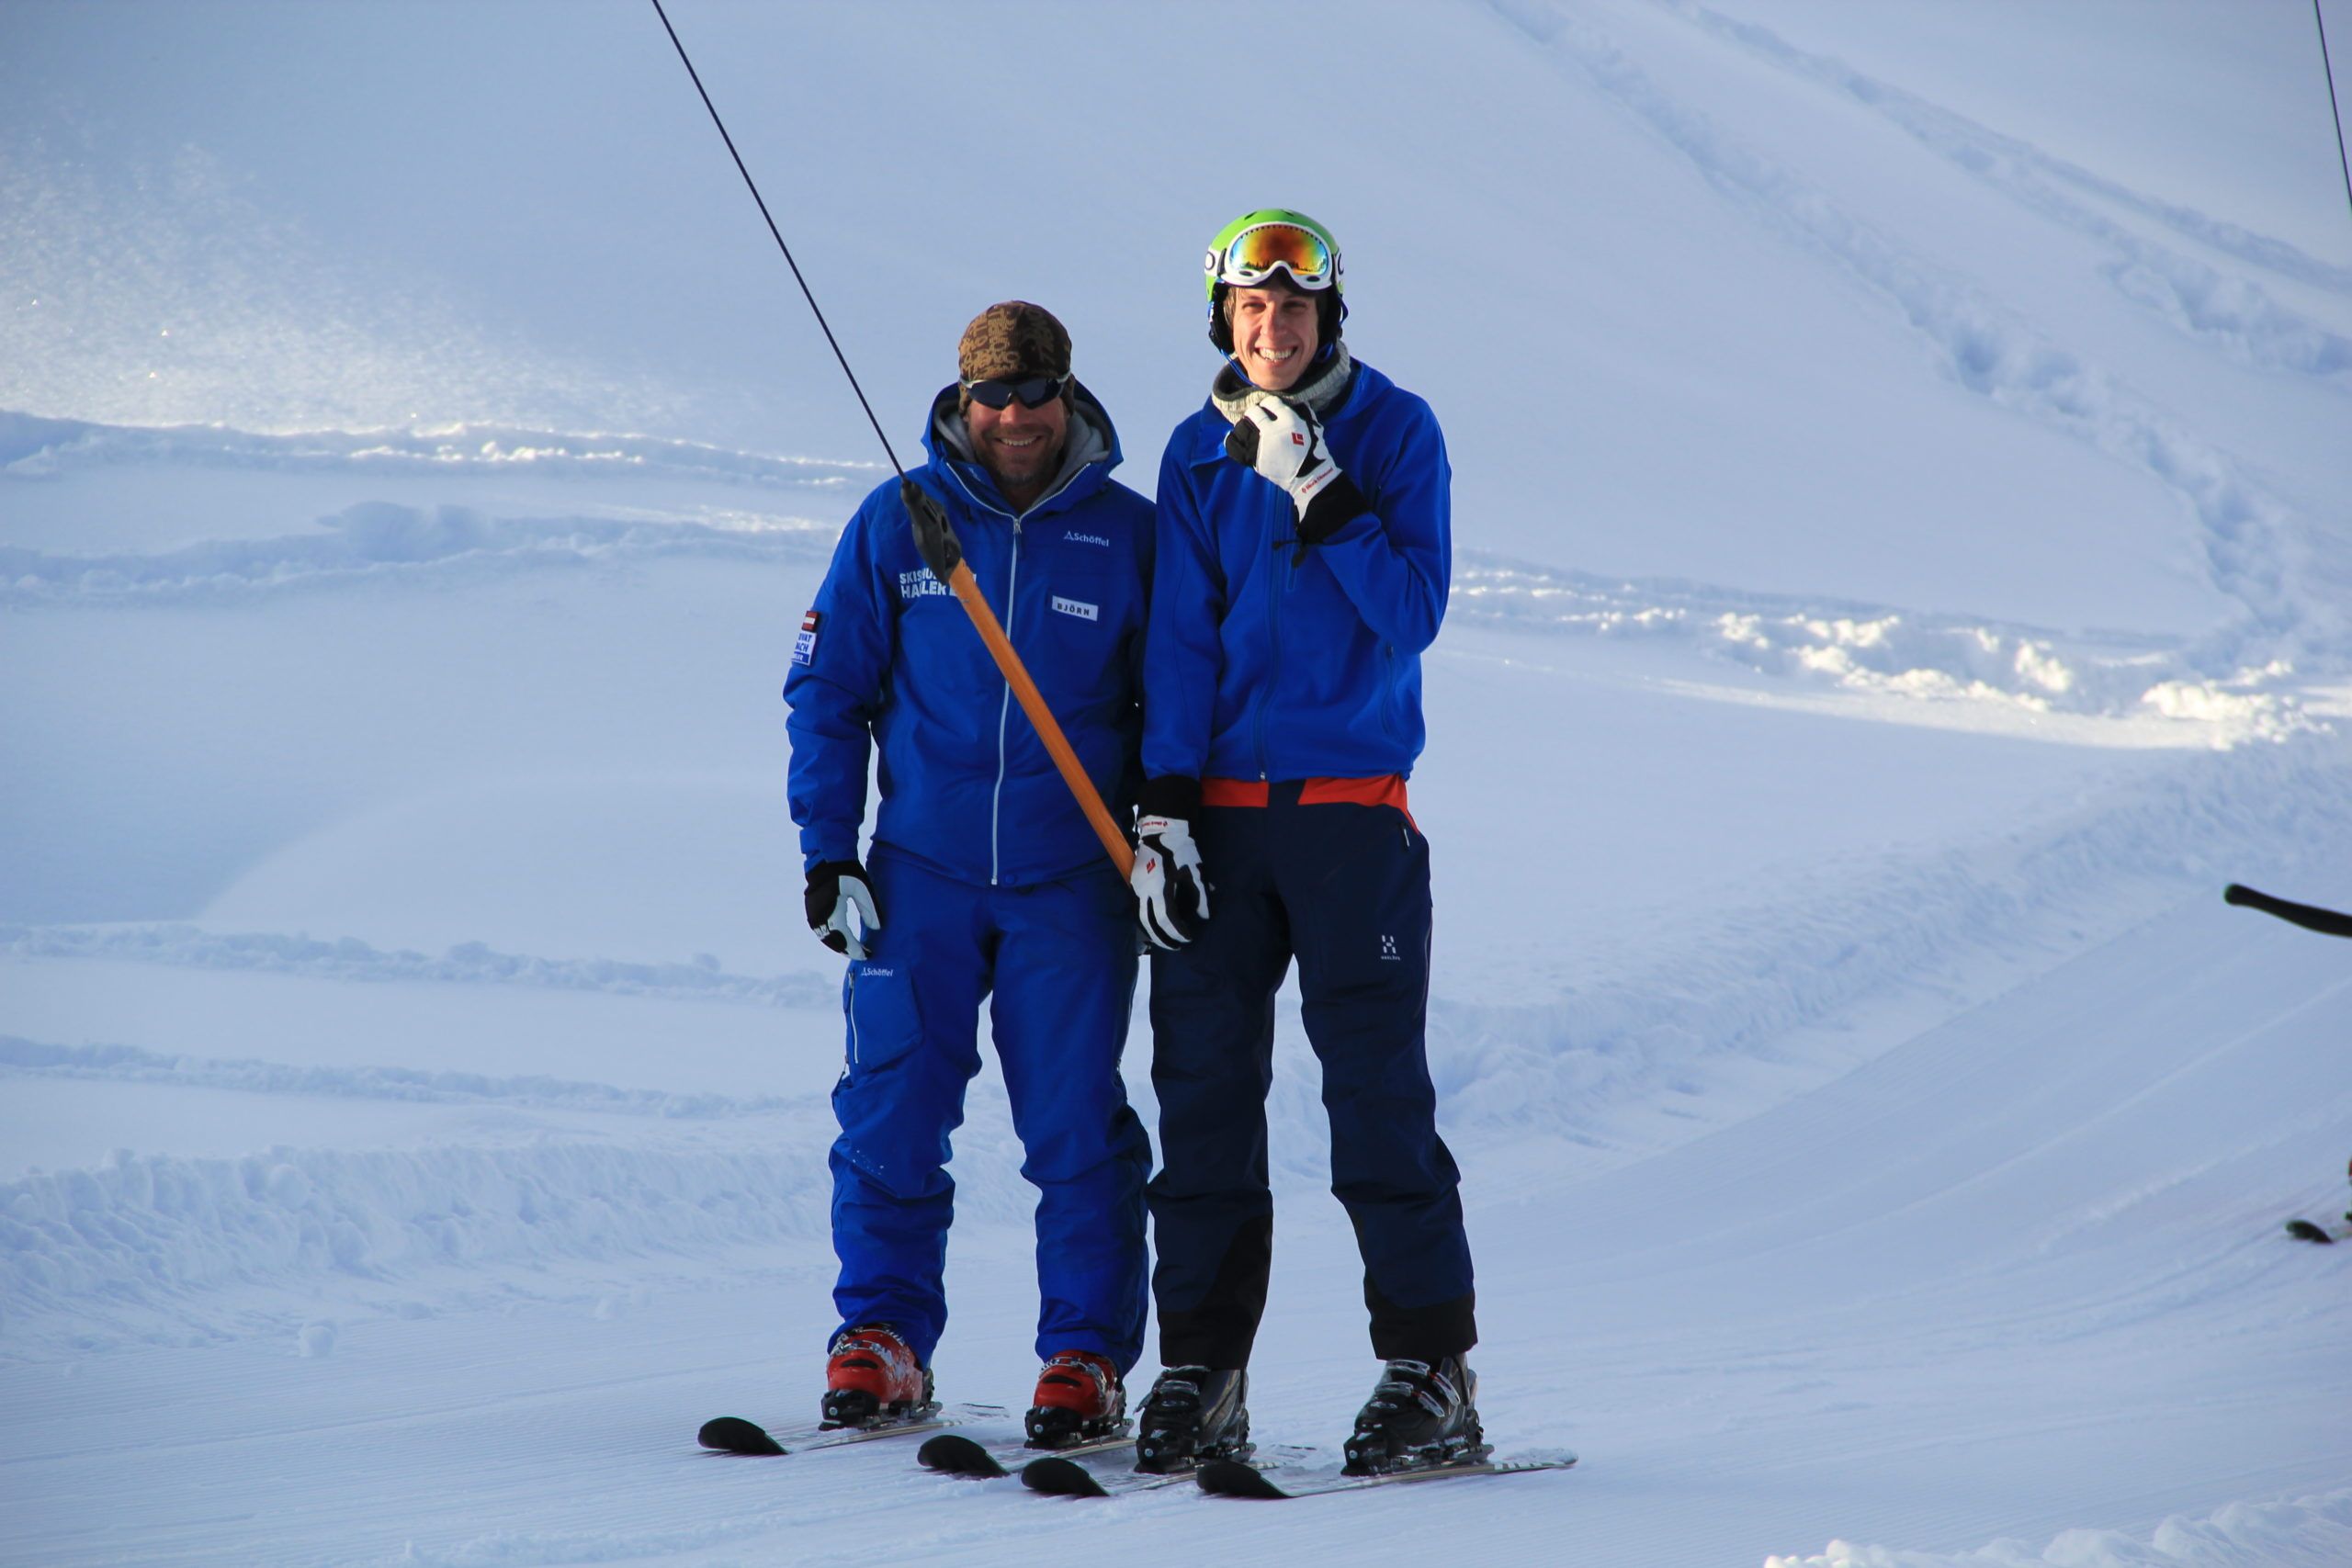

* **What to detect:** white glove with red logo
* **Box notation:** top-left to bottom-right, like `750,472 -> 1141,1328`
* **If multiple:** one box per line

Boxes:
1225,397 -> 1343,518
1130,781 -> 1211,953
1132,815 -> 1209,951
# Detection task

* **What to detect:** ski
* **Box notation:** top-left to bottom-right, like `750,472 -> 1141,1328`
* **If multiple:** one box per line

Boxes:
695,1402 -> 1006,1457
1021,1450 -> 1240,1497
1196,1451 -> 1577,1500
917,1426 -> 1135,1479
1017,1442 -> 1310,1498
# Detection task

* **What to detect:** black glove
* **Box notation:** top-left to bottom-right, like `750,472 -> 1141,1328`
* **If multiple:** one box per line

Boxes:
805,859 -> 882,959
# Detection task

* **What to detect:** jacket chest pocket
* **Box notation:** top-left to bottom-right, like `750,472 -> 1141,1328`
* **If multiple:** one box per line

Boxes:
1035,562 -> 1119,671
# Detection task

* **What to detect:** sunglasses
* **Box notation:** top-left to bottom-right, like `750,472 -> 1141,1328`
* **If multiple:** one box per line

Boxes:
962,375 -> 1068,410
1211,221 -> 1339,291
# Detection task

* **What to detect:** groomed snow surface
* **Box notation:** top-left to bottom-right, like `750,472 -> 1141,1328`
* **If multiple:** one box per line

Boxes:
6,2 -> 2351,1564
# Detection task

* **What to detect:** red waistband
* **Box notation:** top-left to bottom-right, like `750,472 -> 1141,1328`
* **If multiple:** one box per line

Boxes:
1202,774 -> 1414,827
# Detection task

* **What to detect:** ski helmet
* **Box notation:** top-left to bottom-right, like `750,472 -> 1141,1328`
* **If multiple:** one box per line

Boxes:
1204,209 -> 1346,354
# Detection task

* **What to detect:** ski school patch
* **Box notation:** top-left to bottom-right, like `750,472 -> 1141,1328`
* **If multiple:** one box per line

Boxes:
791,609 -> 821,666
1051,595 -> 1098,623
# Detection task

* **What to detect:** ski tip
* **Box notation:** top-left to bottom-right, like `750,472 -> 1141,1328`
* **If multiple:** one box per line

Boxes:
1020,1455 -> 1111,1497
697,1416 -> 786,1456
918,1433 -> 1008,1476
2285,1219 -> 2335,1244
1196,1458 -> 1289,1499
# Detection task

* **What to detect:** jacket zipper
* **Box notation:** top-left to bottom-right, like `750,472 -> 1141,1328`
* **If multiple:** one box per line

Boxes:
990,516 -> 1023,885
941,457 -> 1085,885
1254,497 -> 1292,781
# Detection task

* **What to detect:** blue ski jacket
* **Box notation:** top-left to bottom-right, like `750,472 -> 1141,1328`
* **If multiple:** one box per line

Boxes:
1142,357 -> 1451,784
786,383 -> 1154,887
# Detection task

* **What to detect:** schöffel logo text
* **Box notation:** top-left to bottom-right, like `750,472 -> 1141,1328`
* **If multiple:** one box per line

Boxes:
1064,532 -> 1110,547
898,570 -> 950,601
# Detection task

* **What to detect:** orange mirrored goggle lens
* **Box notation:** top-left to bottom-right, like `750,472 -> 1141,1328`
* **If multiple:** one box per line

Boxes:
1218,223 -> 1336,289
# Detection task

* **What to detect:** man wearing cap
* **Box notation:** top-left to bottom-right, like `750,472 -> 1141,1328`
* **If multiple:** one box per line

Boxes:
785,302 -> 1154,1445
1125,211 -> 1478,1477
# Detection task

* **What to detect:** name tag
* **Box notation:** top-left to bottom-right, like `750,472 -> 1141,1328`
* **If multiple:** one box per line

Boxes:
1051,596 -> 1098,623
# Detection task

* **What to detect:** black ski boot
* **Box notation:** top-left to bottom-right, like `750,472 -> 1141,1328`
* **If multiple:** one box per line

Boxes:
1342,1356 -> 1487,1475
1134,1366 -> 1249,1472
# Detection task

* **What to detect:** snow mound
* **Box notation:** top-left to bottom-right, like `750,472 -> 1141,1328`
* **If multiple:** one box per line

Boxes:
1765,1485 -> 2352,1568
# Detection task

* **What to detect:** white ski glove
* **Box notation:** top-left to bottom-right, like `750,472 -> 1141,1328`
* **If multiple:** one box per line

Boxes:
805,859 -> 882,960
1131,814 -> 1210,952
1225,397 -> 1344,518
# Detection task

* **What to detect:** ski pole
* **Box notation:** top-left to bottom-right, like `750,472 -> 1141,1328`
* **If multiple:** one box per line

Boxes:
2223,883 -> 2352,939
648,0 -> 1133,881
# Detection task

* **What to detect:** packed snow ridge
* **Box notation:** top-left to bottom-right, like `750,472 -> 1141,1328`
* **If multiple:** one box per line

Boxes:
1766,1484 -> 2352,1568
4,409 -> 2327,743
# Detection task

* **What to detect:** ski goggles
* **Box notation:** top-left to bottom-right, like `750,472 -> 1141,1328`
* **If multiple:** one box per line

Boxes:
1209,220 -> 1339,291
961,374 -> 1069,410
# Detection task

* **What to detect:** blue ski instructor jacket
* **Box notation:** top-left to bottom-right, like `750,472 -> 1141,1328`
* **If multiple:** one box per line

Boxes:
786,383 -> 1154,887
1143,357 -> 1451,784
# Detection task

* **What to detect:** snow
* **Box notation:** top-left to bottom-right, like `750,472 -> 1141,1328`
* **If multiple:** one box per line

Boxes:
5,0 -> 2351,1563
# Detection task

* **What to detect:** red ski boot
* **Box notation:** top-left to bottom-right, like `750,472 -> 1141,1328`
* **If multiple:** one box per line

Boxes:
1024,1349 -> 1125,1447
822,1325 -> 933,1428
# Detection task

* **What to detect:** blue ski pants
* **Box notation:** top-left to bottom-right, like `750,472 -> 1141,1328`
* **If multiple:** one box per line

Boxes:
828,849 -> 1150,1372
1146,785 -> 1476,1369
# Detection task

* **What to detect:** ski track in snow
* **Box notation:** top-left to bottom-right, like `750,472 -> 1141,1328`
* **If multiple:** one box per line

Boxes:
1487,0 -> 2352,678
0,1035 -> 797,1121
0,922 -> 840,1011
0,1137 -> 833,1350
1654,0 -> 2352,383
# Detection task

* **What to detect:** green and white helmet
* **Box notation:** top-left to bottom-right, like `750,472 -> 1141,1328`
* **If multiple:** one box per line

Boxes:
1203,208 -> 1346,353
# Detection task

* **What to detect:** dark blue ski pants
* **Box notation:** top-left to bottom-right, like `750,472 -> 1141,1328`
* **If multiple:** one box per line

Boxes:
828,849 -> 1150,1372
1146,786 -> 1476,1368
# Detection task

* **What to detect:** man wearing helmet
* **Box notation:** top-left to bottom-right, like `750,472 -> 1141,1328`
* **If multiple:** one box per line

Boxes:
1126,211 -> 1479,1476
786,301 -> 1153,1449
